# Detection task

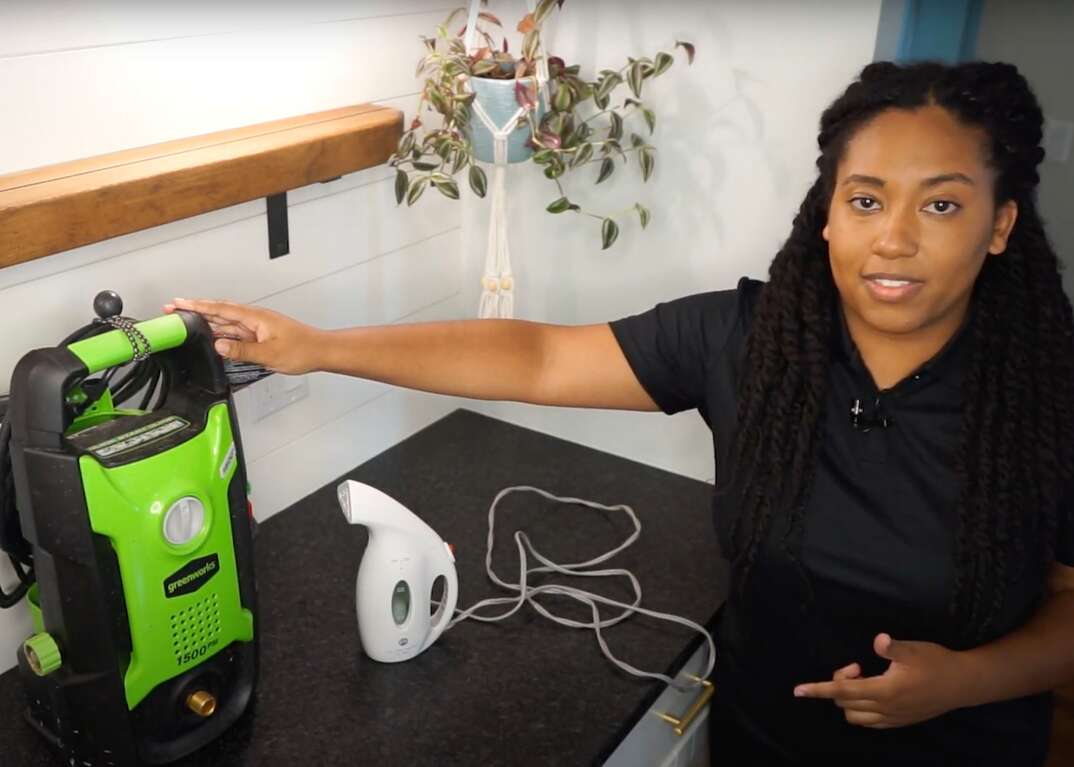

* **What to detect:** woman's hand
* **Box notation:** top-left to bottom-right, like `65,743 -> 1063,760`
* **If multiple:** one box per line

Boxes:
163,298 -> 322,375
792,633 -> 970,729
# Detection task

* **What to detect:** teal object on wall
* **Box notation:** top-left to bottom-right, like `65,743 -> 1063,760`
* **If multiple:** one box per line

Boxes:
890,0 -> 983,63
466,76 -> 547,164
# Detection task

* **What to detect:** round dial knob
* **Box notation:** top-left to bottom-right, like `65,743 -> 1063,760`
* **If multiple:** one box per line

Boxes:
163,496 -> 206,545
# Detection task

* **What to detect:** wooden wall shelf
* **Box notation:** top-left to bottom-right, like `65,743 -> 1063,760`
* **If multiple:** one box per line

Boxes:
0,104 -> 403,269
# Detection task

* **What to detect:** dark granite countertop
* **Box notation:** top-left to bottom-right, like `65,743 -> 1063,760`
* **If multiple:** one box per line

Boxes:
0,409 -> 728,766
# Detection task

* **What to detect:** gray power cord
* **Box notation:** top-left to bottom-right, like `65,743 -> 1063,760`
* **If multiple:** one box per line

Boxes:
448,485 -> 716,692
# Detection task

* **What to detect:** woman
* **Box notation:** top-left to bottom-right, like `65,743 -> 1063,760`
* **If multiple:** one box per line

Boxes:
167,61 -> 1074,765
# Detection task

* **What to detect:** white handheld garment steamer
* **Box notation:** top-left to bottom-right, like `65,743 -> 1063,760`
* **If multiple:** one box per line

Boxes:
337,480 -> 458,662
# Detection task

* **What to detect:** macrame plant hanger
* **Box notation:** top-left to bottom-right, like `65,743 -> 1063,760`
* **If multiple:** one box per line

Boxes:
463,0 -> 550,319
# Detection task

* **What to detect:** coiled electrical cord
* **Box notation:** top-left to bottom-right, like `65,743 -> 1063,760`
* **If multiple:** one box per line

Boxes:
0,291 -> 169,608
448,486 -> 716,692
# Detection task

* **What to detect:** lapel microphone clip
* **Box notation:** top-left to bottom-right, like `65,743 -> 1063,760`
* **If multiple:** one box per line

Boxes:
849,397 -> 892,432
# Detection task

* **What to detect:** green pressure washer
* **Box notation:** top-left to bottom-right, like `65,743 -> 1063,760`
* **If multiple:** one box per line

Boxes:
0,291 -> 258,765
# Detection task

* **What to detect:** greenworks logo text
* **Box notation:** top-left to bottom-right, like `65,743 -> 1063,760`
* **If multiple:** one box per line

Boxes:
168,561 -> 216,593
163,554 -> 220,599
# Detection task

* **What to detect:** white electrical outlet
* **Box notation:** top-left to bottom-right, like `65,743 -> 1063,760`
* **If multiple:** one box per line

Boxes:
252,374 -> 310,421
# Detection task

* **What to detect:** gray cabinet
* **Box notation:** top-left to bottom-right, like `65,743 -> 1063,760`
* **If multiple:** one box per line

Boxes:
604,641 -> 712,767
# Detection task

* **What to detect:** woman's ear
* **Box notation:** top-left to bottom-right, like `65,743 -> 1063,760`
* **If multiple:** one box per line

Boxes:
988,200 -> 1018,255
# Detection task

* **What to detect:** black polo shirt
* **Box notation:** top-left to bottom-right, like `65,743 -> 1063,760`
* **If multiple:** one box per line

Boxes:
609,276 -> 1074,766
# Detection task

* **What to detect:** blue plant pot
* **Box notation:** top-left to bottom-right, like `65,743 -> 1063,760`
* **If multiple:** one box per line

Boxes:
466,76 -> 547,164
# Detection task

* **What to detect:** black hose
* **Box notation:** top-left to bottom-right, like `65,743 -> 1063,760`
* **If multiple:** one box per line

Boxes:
0,417 -> 32,608
154,364 -> 171,411
120,369 -> 154,408
101,365 -> 119,389
0,556 -> 31,609
112,357 -> 154,407
108,362 -> 142,402
138,360 -> 161,411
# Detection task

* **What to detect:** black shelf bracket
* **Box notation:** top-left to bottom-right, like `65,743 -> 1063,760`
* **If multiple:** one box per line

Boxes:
266,192 -> 290,259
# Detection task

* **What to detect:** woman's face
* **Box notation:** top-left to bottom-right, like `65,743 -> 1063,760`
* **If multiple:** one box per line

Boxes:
823,105 -> 1017,339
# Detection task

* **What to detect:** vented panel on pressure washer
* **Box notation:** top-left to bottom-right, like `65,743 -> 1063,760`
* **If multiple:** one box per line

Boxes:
170,593 -> 221,664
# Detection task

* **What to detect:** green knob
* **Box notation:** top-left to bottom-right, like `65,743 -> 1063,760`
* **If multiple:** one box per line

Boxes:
23,633 -> 62,677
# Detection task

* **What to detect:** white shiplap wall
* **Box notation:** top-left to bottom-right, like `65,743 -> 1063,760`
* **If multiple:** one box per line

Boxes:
461,0 -> 883,482
0,1 -> 467,672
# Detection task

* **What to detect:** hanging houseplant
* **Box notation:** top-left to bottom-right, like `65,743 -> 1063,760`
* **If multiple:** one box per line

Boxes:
389,0 -> 695,316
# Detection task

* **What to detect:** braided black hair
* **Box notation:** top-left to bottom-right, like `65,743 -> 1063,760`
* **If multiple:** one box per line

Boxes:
728,60 -> 1074,646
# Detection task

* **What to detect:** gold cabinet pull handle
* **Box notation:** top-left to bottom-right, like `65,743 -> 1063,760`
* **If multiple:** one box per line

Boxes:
655,675 -> 715,736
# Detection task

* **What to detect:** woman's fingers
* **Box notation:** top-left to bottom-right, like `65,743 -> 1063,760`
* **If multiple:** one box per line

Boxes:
833,663 -> 861,681
833,697 -> 881,711
165,299 -> 266,342
821,662 -> 891,726
828,664 -> 880,710
169,298 -> 265,332
214,337 -> 273,367
209,322 -> 258,342
844,709 -> 888,727
164,296 -> 315,374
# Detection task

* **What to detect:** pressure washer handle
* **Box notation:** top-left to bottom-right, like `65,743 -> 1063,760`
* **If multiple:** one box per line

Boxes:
66,315 -> 189,375
9,309 -> 226,450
